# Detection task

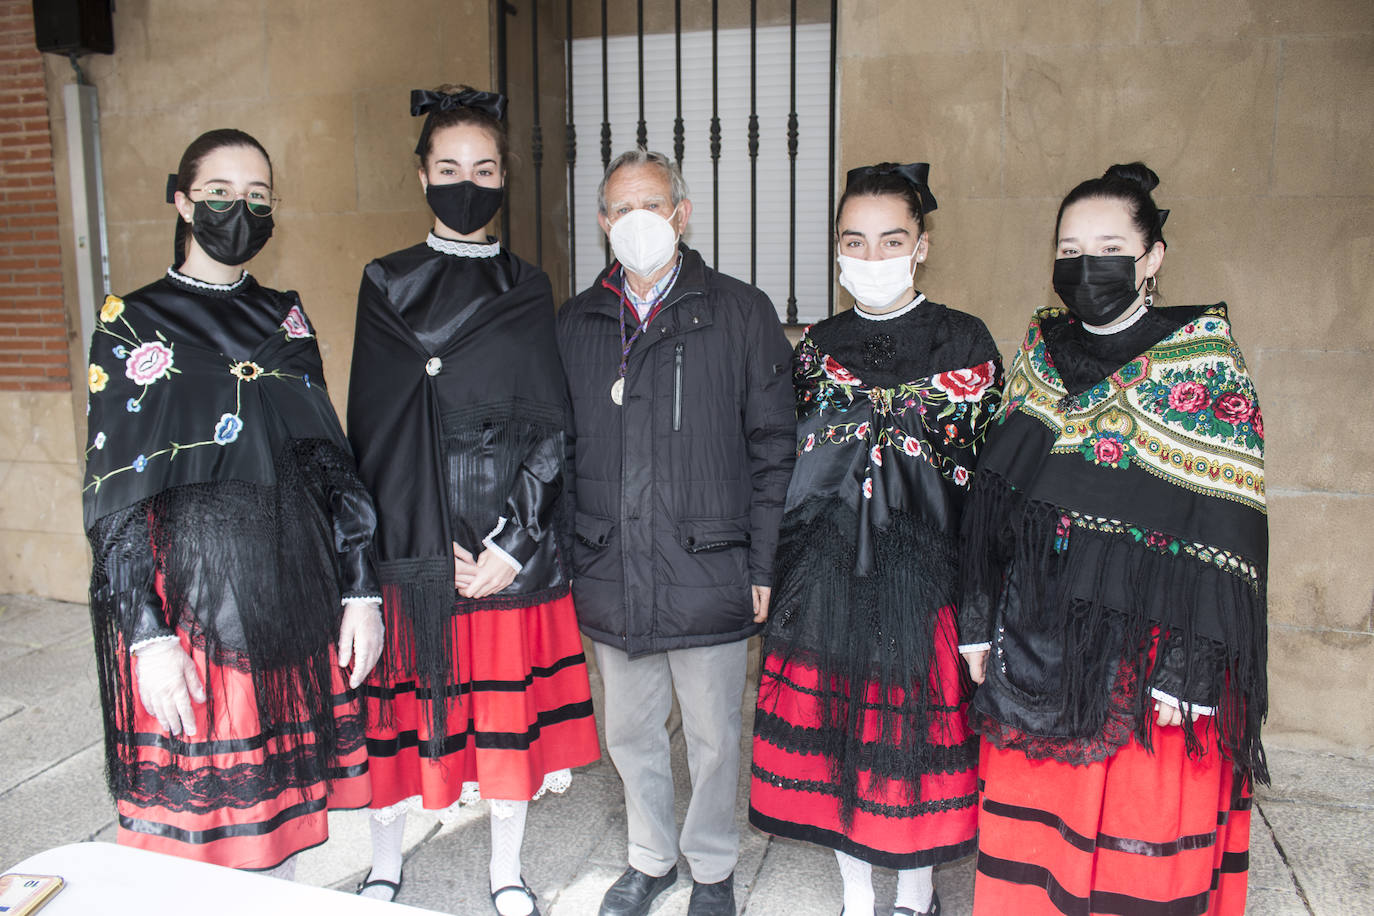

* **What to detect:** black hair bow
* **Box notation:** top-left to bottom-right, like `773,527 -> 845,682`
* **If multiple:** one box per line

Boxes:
411,88 -> 508,156
845,162 -> 938,213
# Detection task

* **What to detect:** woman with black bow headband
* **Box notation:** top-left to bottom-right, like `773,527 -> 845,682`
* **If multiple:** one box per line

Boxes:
749,163 -> 1002,915
346,85 -> 600,915
82,129 -> 385,874
959,163 -> 1267,915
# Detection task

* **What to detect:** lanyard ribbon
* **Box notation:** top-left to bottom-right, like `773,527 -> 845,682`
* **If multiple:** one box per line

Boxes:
616,260 -> 682,379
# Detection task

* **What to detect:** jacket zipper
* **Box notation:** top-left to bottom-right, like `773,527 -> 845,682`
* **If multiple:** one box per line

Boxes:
673,342 -> 684,431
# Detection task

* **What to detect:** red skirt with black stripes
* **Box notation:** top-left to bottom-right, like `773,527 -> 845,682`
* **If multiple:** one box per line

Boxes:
973,719 -> 1250,916
363,591 -> 600,808
115,634 -> 371,870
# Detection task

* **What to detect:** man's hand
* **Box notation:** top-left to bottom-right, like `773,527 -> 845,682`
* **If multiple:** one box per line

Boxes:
134,640 -> 205,736
752,585 -> 771,624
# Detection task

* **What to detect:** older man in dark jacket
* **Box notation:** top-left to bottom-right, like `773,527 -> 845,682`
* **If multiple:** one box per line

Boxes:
558,149 -> 794,916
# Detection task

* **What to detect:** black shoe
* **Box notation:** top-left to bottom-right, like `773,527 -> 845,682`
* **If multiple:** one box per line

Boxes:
491,875 -> 540,916
356,868 -> 403,902
893,889 -> 941,916
687,872 -> 735,916
599,865 -> 679,916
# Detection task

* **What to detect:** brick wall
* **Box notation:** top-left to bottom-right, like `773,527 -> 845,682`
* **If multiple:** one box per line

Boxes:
0,0 -> 66,392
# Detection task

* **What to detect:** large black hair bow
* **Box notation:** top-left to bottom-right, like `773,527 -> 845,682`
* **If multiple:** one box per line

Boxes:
845,162 -> 938,213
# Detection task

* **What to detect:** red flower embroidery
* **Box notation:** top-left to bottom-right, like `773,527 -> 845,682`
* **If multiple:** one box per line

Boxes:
862,477 -> 873,500
952,465 -> 969,486
802,433 -> 816,452
1212,391 -> 1253,424
1167,380 -> 1210,413
823,356 -> 858,384
1093,437 -> 1126,464
1252,408 -> 1264,441
902,436 -> 922,457
870,445 -> 883,467
932,360 -> 996,403
855,422 -> 870,438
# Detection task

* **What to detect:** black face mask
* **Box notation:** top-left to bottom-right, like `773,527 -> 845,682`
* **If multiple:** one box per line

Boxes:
189,200 -> 274,266
426,181 -> 504,236
1052,253 -> 1147,326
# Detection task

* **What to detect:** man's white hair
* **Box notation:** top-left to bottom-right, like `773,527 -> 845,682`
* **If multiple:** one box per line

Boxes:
597,149 -> 690,215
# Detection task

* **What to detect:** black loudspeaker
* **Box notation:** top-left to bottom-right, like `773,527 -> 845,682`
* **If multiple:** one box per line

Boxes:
32,0 -> 115,55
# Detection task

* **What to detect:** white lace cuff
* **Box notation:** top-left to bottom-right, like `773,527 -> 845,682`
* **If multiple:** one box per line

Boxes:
958,642 -> 991,654
482,517 -> 524,573
1150,688 -> 1216,717
130,634 -> 181,654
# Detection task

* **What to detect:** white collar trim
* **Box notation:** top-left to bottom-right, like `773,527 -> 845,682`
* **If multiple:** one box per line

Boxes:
427,233 -> 500,258
166,266 -> 250,291
854,292 -> 926,322
1082,303 -> 1149,335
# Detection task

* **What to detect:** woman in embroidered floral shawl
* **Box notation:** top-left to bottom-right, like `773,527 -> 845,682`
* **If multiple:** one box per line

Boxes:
749,163 -> 1001,916
82,129 -> 384,873
960,163 -> 1267,916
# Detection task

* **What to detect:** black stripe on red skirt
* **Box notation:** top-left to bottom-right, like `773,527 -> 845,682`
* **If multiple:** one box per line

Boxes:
366,698 -> 595,757
978,852 -> 1215,916
364,652 -> 587,701
751,808 -> 977,870
119,796 -> 327,846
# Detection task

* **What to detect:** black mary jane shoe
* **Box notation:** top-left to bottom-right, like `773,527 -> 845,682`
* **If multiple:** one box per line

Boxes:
598,865 -> 679,916
491,877 -> 541,916
892,889 -> 941,916
356,868 -> 403,902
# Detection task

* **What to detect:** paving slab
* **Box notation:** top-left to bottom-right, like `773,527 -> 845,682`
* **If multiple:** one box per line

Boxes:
0,742 -> 114,869
1259,801 -> 1374,914
1257,746 -> 1374,809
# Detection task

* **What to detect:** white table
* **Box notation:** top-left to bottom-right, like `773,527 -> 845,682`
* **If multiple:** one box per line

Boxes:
6,842 -> 449,915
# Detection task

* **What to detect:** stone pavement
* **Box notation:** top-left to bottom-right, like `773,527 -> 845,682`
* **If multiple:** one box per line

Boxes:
0,593 -> 1369,914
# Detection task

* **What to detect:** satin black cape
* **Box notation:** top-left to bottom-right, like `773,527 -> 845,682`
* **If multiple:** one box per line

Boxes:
347,243 -> 570,732
83,271 -> 378,798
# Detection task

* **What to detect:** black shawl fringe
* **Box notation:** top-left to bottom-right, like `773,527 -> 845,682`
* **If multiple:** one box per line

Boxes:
960,468 -> 1268,784
765,498 -> 973,825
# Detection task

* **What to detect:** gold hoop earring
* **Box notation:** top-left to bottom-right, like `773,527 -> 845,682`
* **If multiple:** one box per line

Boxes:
1144,274 -> 1158,307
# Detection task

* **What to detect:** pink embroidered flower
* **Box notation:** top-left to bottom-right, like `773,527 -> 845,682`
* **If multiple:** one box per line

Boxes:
902,436 -> 922,457
802,433 -> 816,452
1167,380 -> 1210,414
855,422 -> 870,438
1092,437 -> 1126,465
1212,392 -> 1253,424
952,465 -> 969,486
932,360 -> 997,402
280,304 -> 312,339
823,356 -> 858,384
862,477 -> 873,500
870,445 -> 883,467
1145,531 -> 1172,550
125,341 -> 174,385
1252,408 -> 1264,441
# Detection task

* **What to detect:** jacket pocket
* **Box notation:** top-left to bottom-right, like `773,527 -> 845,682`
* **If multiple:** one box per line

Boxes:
677,515 -> 752,553
574,511 -> 616,549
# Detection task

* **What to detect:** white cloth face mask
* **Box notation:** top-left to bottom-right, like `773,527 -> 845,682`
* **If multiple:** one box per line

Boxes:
836,252 -> 917,311
609,206 -> 680,277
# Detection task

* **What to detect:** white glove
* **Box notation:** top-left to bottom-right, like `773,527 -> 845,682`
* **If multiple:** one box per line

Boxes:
133,639 -> 205,736
338,600 -> 385,689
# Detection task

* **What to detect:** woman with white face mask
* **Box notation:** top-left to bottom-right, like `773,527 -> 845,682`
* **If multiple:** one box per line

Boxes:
749,163 -> 1002,916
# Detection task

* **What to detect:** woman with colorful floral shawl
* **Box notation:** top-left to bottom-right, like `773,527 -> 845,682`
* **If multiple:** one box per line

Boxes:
960,163 -> 1267,916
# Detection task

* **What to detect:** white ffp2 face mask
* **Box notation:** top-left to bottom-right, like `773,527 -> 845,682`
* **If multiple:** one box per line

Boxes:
609,207 -> 680,277
837,252 -> 917,311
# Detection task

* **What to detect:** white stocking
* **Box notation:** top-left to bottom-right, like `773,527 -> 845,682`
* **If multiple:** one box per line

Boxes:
359,810 -> 406,900
895,865 -> 934,913
489,801 -> 532,916
835,849 -> 875,916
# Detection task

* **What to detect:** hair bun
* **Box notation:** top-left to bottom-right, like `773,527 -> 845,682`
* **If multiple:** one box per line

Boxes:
1102,162 -> 1159,193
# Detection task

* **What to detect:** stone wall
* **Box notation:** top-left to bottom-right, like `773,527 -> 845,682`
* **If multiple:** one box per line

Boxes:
836,0 -> 1374,752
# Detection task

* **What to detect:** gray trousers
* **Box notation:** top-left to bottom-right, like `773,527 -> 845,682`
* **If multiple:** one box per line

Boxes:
593,639 -> 749,884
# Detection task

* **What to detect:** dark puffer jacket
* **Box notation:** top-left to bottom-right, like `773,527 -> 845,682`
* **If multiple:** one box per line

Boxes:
557,246 -> 795,658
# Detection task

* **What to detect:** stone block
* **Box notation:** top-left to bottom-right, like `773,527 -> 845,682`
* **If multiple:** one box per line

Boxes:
1141,0 -> 1374,42
841,0 -> 1140,56
0,531 -> 91,604
0,744 -> 114,870
1004,42 -> 1278,200
1265,626 -> 1374,754
0,391 -> 83,464
839,49 -> 1004,200
1257,746 -> 1374,809
353,89 -> 427,214
99,0 -> 269,116
1267,493 -> 1374,630
0,595 -> 92,655
0,460 -> 83,536
1273,37 -> 1374,198
1250,351 -> 1374,496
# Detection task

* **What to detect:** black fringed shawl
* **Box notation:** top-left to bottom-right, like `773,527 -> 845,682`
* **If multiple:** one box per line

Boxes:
763,301 -> 1002,821
83,271 -> 378,797
346,241 -> 570,735
961,303 -> 1269,782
